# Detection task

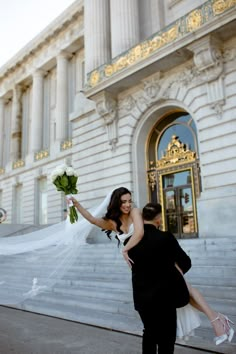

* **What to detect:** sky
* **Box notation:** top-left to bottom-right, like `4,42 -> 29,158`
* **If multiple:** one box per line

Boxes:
0,0 -> 76,68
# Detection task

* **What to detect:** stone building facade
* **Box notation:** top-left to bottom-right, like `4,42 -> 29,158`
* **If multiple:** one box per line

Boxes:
0,0 -> 236,239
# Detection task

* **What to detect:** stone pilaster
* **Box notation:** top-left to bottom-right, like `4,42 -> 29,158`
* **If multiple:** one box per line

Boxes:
30,70 -> 45,153
56,51 -> 71,142
84,0 -> 111,74
10,85 -> 23,161
0,97 -> 4,167
110,0 -> 139,58
188,35 -> 225,117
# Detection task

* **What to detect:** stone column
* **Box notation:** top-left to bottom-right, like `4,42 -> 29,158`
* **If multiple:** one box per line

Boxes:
10,85 -> 22,161
0,97 -> 4,166
139,0 -> 163,40
110,0 -> 139,58
84,0 -> 111,74
30,70 -> 44,153
56,51 -> 71,142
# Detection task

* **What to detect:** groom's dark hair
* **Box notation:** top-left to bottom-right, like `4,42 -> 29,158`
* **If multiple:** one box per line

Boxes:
142,203 -> 162,221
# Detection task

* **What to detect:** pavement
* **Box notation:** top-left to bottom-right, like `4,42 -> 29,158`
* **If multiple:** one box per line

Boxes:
0,306 -> 220,354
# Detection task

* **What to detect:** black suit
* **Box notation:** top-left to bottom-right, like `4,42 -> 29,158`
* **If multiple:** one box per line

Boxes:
128,224 -> 191,354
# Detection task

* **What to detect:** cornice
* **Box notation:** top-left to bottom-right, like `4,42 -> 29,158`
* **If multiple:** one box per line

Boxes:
86,0 -> 236,95
0,0 -> 83,79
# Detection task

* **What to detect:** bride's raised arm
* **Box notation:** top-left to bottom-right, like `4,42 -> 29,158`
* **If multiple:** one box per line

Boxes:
122,208 -> 144,265
70,197 -> 116,232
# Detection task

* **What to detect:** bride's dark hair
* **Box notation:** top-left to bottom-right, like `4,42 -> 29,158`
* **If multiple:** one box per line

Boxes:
103,187 -> 131,238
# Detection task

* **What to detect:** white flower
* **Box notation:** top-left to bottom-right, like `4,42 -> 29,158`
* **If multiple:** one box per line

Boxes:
55,168 -> 65,176
66,167 -> 75,176
50,173 -> 58,182
58,164 -> 68,172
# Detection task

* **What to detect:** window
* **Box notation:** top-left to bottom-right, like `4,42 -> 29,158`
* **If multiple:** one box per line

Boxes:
2,99 -> 12,167
13,184 -> 23,223
22,86 -> 32,157
38,177 -> 47,224
0,189 -> 2,207
156,114 -> 198,160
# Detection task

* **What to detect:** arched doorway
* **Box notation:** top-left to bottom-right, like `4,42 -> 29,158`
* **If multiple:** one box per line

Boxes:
147,111 -> 201,239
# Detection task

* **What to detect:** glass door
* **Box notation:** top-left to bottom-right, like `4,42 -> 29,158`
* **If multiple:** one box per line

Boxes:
162,169 -> 197,238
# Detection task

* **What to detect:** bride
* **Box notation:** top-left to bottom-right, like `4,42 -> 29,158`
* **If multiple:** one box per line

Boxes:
70,186 -> 234,346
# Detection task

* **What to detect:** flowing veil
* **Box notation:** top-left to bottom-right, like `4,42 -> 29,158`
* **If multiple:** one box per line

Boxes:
0,192 -> 113,305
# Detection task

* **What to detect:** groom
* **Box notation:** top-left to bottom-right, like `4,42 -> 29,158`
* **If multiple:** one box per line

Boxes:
127,203 -> 191,354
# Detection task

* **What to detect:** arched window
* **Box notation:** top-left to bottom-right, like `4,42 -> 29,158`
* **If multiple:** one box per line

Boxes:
157,114 -> 198,159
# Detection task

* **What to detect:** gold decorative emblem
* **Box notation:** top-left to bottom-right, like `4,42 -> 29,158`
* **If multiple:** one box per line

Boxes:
157,135 -> 195,168
0,167 -> 5,174
213,0 -> 236,15
104,65 -> 114,77
35,150 -> 49,161
61,140 -> 72,150
12,160 -> 25,169
90,70 -> 100,87
187,10 -> 202,32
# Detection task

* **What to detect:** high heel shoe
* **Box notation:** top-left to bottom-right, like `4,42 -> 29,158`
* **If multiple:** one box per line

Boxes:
228,327 -> 234,342
214,334 -> 228,346
211,315 -> 228,345
218,313 -> 235,343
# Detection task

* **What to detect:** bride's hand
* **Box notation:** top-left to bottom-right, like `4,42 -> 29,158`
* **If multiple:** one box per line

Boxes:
67,196 -> 78,207
122,249 -> 134,268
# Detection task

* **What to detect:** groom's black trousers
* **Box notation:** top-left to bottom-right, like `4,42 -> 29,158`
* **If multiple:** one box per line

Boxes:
137,301 -> 176,354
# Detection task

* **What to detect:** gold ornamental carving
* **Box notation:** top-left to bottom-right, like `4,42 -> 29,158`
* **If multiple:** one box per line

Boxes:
61,140 -> 72,150
147,161 -> 157,191
87,0 -> 236,88
12,160 -> 25,169
187,10 -> 202,32
157,135 -> 195,168
213,0 -> 236,15
90,70 -> 100,87
34,150 -> 49,161
0,167 -> 5,175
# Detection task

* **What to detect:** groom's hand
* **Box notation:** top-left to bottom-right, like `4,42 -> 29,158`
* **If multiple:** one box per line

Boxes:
122,250 -> 134,268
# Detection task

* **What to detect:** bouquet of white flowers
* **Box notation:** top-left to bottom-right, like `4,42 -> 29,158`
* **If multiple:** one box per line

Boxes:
50,164 -> 78,224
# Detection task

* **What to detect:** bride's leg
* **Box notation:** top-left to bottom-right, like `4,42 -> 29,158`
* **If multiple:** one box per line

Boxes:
186,283 -> 229,337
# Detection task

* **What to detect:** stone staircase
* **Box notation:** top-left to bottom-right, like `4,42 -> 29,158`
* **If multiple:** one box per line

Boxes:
0,234 -> 235,353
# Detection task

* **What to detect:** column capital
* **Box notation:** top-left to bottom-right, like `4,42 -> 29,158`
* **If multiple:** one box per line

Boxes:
32,68 -> 48,78
56,50 -> 73,61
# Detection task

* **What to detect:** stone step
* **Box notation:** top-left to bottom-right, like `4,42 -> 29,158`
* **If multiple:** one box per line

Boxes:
31,291 -> 135,316
190,257 -> 236,266
185,274 -> 236,287
53,284 -> 132,302
1,238 -> 236,354
193,284 -> 236,300
187,266 -> 236,277
16,300 -> 143,334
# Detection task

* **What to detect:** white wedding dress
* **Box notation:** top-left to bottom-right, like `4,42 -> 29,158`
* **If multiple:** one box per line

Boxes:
117,224 -> 201,340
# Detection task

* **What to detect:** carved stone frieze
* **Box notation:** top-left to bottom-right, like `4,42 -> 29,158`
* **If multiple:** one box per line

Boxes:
187,35 -> 225,118
93,91 -> 118,151
119,95 -> 142,119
